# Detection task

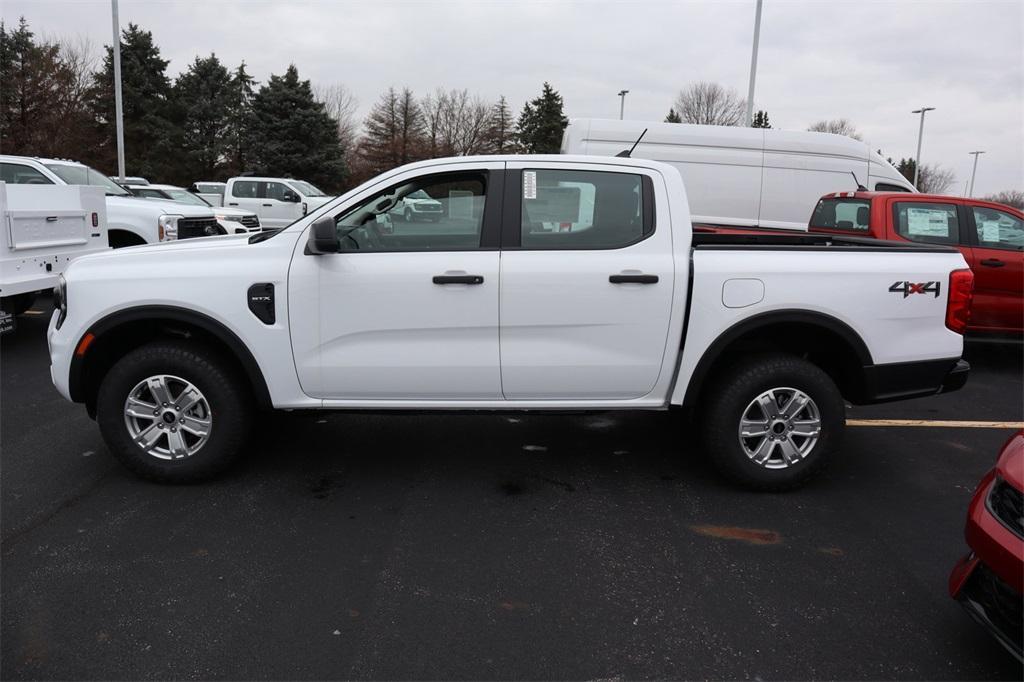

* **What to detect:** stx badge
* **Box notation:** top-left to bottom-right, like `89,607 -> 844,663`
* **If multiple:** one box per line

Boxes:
890,280 -> 941,298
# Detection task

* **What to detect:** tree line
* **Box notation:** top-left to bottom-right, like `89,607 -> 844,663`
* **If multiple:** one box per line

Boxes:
0,18 -> 569,192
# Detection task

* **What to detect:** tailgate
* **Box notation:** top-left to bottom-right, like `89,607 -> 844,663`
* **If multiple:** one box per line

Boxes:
2,184 -> 107,252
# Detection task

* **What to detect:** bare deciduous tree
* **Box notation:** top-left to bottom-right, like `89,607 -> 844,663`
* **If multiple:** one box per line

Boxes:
313,82 -> 358,151
421,88 -> 492,157
807,118 -> 863,141
916,163 -> 956,195
670,82 -> 747,126
983,190 -> 1024,209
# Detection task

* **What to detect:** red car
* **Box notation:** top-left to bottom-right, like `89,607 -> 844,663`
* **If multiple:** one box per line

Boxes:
949,431 -> 1024,661
808,192 -> 1023,335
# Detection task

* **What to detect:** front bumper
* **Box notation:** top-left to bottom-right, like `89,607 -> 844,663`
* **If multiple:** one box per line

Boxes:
950,555 -> 1023,662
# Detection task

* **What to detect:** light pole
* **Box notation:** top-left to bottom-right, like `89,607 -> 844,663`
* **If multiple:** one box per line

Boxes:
745,0 -> 764,127
911,107 -> 935,188
967,151 -> 985,197
618,90 -> 629,120
111,0 -> 126,182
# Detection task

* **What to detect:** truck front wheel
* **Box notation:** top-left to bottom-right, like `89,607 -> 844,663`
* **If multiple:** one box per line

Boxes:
96,341 -> 251,482
700,353 -> 845,491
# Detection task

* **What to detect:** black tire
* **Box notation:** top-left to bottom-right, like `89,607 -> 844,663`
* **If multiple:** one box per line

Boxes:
1,292 -> 36,315
96,341 -> 252,483
700,353 -> 845,491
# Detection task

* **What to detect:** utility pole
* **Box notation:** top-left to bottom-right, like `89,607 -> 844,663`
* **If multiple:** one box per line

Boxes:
911,107 -> 935,188
745,0 -> 764,127
111,0 -> 126,182
618,90 -> 629,120
967,151 -> 985,197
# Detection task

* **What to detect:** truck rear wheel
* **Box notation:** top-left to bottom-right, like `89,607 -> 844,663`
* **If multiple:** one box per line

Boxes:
96,341 -> 251,482
700,353 -> 845,491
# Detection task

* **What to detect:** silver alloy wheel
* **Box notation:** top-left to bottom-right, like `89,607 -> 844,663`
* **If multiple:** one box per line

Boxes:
123,374 -> 212,460
737,386 -> 822,469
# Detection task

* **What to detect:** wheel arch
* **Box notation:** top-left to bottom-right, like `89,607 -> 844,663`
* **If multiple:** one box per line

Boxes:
69,305 -> 273,415
680,309 -> 874,407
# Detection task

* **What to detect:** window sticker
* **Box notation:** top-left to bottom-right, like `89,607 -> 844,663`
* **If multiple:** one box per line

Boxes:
448,190 -> 474,220
523,171 -> 537,199
980,221 -> 1000,243
525,186 -> 582,224
906,207 -> 950,236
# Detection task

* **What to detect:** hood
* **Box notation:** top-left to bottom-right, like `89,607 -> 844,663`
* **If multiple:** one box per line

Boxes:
107,195 -> 215,218
995,430 -> 1023,492
304,196 -> 334,210
211,206 -> 257,218
406,197 -> 442,206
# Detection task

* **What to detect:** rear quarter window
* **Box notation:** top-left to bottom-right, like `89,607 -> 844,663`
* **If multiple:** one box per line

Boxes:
809,198 -> 871,232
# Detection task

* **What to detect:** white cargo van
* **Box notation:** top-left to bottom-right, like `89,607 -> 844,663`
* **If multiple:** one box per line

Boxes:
561,119 -> 916,230
0,182 -> 108,325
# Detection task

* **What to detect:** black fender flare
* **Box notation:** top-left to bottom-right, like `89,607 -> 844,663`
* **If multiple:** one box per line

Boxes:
680,309 -> 873,406
69,305 -> 273,409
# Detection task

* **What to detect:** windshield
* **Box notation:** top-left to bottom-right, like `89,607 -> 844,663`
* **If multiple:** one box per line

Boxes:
44,163 -> 130,196
289,180 -> 326,197
163,188 -> 211,207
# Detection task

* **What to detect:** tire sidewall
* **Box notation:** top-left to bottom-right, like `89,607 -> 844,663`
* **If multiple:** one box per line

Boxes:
96,343 -> 249,482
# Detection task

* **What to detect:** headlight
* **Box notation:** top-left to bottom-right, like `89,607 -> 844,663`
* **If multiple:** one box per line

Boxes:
158,214 -> 183,241
217,214 -> 243,223
53,274 -> 67,330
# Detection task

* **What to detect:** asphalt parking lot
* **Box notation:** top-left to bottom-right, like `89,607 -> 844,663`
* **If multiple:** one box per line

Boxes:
2,298 -> 1022,681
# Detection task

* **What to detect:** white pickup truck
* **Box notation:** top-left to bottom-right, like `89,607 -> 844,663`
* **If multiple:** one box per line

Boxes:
47,155 -> 973,490
210,176 -> 334,228
1,182 -> 109,328
0,156 -> 220,247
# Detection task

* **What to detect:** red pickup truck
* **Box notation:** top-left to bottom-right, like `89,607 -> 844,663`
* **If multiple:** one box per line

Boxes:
808,192 -> 1023,335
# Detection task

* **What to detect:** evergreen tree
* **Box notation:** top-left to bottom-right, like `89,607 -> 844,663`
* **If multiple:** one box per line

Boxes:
752,110 -> 771,128
360,86 -> 424,174
172,54 -> 234,181
485,95 -> 516,153
0,18 -> 80,156
516,82 -> 568,154
84,23 -> 176,179
248,64 -> 345,190
664,108 -> 682,123
222,61 -> 256,177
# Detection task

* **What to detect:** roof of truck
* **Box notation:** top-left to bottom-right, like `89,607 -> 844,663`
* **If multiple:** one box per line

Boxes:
819,190 -> 1024,214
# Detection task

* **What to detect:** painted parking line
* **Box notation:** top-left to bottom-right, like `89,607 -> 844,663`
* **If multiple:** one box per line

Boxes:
23,310 -> 46,316
847,419 -> 1024,429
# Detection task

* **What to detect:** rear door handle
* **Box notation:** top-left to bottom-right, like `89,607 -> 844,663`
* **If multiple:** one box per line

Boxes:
609,274 -> 659,284
433,275 -> 484,285
980,258 -> 1005,267
227,202 -> 238,206
262,203 -> 273,207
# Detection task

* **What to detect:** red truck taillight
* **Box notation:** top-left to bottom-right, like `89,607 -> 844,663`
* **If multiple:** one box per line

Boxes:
946,268 -> 974,334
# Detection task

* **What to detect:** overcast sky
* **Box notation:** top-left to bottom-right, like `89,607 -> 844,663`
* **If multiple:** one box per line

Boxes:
4,0 -> 1022,195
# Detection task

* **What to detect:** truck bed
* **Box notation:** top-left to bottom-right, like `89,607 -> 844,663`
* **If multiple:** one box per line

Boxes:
691,231 -> 957,253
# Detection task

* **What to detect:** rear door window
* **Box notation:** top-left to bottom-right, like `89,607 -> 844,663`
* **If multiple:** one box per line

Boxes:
809,198 -> 871,231
971,207 -> 1023,251
894,202 -> 960,245
875,182 -> 911,192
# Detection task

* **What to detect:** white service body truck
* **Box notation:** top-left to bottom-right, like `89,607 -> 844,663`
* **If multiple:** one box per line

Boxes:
0,182 -> 109,328
0,156 -> 220,247
48,155 -> 973,490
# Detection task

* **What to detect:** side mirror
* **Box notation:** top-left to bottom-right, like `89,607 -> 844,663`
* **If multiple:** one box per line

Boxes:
307,216 -> 339,254
283,190 -> 300,202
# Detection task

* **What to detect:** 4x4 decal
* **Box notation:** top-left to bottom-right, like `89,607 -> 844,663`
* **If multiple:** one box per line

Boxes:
890,280 -> 941,298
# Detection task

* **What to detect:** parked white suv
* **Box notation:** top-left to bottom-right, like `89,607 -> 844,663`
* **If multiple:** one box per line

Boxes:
127,184 -> 261,234
0,156 -> 219,247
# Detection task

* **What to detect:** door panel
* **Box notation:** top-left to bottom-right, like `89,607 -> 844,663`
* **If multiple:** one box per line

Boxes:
966,205 -> 1024,332
500,163 -> 674,400
288,162 -> 504,400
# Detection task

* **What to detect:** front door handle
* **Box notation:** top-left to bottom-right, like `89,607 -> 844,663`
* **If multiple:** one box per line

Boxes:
262,203 -> 273,207
980,258 -> 1005,267
609,273 -> 659,284
227,202 -> 238,206
433,274 -> 484,285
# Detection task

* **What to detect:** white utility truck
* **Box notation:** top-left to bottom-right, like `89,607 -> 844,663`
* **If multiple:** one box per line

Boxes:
0,156 -> 220,247
1,182 -> 108,330
561,119 -> 916,230
48,155 -> 972,490
213,177 -> 334,228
